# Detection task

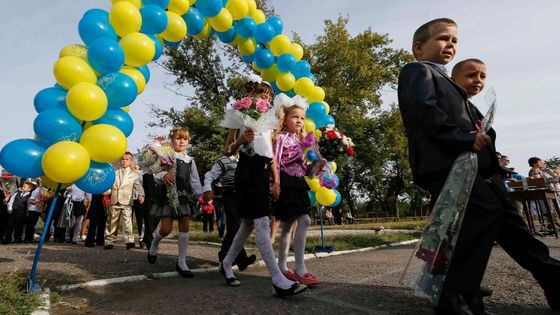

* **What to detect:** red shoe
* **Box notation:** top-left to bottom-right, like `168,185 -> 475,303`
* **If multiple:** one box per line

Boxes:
282,269 -> 299,282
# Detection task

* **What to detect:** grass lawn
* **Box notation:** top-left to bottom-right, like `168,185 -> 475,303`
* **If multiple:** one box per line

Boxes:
0,273 -> 43,315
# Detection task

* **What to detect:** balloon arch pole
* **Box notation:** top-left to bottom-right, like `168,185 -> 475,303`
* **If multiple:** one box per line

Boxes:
0,0 -> 350,294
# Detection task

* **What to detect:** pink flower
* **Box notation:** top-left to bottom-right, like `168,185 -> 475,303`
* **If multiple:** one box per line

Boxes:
233,97 -> 252,110
256,98 -> 271,113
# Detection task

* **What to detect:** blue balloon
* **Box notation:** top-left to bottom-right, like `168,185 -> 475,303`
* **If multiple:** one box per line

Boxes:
270,81 -> 280,94
315,116 -> 326,128
293,60 -> 311,79
87,37 -> 124,74
237,17 -> 256,38
143,0 -> 170,9
97,73 -> 138,109
34,87 -> 67,113
307,102 -> 326,121
33,110 -> 83,146
254,48 -> 274,69
75,161 -> 116,194
93,109 -> 134,137
136,65 -> 150,83
330,189 -> 341,207
83,9 -> 109,21
306,149 -> 318,161
277,53 -> 296,72
0,139 -> 45,178
221,0 -> 228,6
285,89 -> 296,97
266,16 -> 283,35
183,7 -> 205,35
147,34 -> 163,61
308,73 -> 316,83
78,14 -> 118,46
196,0 -> 222,17
163,39 -> 182,47
324,115 -> 335,126
308,190 -> 316,206
53,83 -> 67,90
217,25 -> 237,43
140,4 -> 168,34
255,22 -> 275,43
241,54 -> 255,63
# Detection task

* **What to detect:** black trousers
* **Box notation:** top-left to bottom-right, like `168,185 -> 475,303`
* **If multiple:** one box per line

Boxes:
218,192 -> 248,263
45,194 -> 66,242
85,204 -> 106,246
202,212 -> 214,232
142,174 -> 159,248
3,208 -> 26,243
0,200 -> 8,239
422,173 -> 560,295
25,211 -> 41,242
132,199 -> 143,239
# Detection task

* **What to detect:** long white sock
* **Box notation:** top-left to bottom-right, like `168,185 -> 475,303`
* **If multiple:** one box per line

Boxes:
223,219 -> 253,278
149,229 -> 163,256
177,232 -> 189,270
295,214 -> 311,275
278,220 -> 293,273
254,216 -> 293,289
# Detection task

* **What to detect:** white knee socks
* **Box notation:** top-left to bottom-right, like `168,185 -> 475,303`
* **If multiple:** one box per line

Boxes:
223,219 -> 253,278
294,214 -> 311,276
177,232 -> 189,270
149,229 -> 163,256
278,220 -> 293,273
254,216 -> 293,289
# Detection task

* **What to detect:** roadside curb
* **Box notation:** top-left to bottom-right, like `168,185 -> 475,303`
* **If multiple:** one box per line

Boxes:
31,288 -> 50,315
55,239 -> 419,291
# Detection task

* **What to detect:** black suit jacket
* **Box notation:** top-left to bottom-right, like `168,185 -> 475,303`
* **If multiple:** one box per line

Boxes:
397,62 -> 500,188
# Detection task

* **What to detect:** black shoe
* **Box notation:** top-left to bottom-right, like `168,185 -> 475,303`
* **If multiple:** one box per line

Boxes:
463,292 -> 496,315
176,264 -> 194,278
71,240 -> 78,245
1,239 -> 10,245
218,262 -> 240,286
126,242 -> 135,249
544,288 -> 560,311
84,243 -> 95,248
272,282 -> 308,297
237,254 -> 257,272
104,244 -> 114,250
479,287 -> 493,297
139,240 -> 145,249
147,252 -> 157,264
435,289 -> 475,315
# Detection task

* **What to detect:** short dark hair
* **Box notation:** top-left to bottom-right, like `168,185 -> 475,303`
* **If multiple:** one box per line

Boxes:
123,151 -> 134,158
528,157 -> 541,166
412,18 -> 457,49
451,58 -> 485,77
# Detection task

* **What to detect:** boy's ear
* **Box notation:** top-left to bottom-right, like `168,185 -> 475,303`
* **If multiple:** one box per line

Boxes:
412,41 -> 423,57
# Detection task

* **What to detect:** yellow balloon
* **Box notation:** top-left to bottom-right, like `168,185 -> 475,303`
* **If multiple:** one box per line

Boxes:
314,129 -> 322,139
121,106 -> 129,112
209,8 -> 233,32
111,0 -> 142,8
246,0 -> 257,14
67,82 -> 108,121
54,56 -> 97,90
189,0 -> 196,4
161,11 -> 188,42
305,176 -> 320,192
168,0 -> 190,15
288,43 -> 304,61
193,21 -> 211,40
308,86 -> 325,103
59,44 -> 88,62
237,37 -> 257,56
316,186 -> 336,206
42,141 -> 91,184
109,1 -> 142,37
119,33 -> 155,67
322,101 -> 330,114
80,124 -> 127,163
261,64 -> 279,82
304,118 -> 316,133
270,34 -> 291,57
276,72 -> 295,91
226,0 -> 249,20
330,161 -> 337,173
250,9 -> 266,24
120,66 -> 147,94
294,77 -> 315,98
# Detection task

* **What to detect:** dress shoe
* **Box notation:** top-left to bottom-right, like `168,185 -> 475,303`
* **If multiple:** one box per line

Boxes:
176,264 -> 194,278
147,252 -> 157,264
463,292 -> 496,315
126,242 -> 135,250
104,244 -> 114,250
283,270 -> 320,286
479,287 -> 493,297
272,282 -> 307,297
218,262 -> 240,286
236,254 -> 257,272
1,239 -> 10,245
544,288 -> 560,311
84,243 -> 95,248
138,240 -> 145,249
435,289 -> 475,315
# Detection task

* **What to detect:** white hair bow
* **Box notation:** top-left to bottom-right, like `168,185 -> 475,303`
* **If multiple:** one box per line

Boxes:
273,93 -> 309,112
247,74 -> 262,83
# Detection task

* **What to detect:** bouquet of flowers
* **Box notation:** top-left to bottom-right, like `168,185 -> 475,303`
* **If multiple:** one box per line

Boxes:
317,126 -> 355,161
0,172 -> 17,194
232,96 -> 272,121
139,136 -> 180,216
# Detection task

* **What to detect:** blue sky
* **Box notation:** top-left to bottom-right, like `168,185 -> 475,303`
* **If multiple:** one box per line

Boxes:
1,0 -> 559,175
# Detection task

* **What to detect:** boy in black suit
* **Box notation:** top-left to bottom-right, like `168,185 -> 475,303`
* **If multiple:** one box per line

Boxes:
398,19 -> 560,315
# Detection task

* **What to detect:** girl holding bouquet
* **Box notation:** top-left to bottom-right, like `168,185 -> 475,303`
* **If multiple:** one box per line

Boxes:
147,127 -> 203,278
272,95 -> 319,286
218,77 -> 307,297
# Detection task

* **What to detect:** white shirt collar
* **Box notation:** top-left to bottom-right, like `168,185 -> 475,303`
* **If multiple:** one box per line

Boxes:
421,61 -> 448,75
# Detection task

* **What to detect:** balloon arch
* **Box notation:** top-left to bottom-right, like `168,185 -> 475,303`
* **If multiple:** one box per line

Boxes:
0,0 -> 349,292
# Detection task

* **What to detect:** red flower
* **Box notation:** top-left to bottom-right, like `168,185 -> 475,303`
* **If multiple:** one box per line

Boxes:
325,130 -> 337,140
345,147 -> 355,156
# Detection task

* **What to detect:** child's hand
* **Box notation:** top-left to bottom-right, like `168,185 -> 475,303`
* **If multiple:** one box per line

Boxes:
241,129 -> 255,143
271,181 -> 280,200
472,134 -> 491,152
163,172 -> 176,185
202,191 -> 213,203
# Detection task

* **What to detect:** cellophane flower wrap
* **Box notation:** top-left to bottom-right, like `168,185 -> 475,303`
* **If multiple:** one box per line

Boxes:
318,126 -> 355,161
0,172 -> 17,194
220,94 -> 281,158
139,137 -> 180,216
401,87 -> 497,306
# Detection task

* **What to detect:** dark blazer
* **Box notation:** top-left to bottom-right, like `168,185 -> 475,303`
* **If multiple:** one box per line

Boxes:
397,62 -> 499,187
